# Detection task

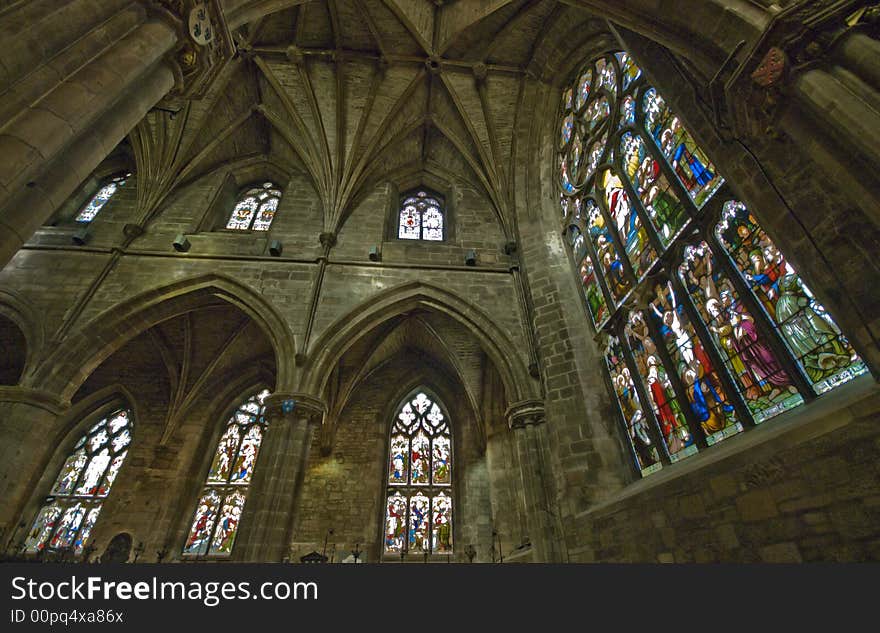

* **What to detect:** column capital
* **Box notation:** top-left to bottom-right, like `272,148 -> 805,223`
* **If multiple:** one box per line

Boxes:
264,392 -> 326,423
505,399 -> 545,430
144,0 -> 236,100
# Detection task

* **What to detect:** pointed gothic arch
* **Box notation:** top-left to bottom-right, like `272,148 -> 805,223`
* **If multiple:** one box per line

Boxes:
29,274 -> 297,400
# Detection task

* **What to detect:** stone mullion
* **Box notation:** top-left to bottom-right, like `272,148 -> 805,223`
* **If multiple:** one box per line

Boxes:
703,232 -> 816,402
668,269 -> 757,429
640,304 -> 709,450
615,319 -> 671,465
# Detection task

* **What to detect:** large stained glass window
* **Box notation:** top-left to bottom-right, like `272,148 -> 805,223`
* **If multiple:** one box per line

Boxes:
24,409 -> 133,555
384,391 -> 453,556
557,50 -> 866,477
183,390 -> 270,557
75,173 -> 130,222
226,182 -> 282,231
398,190 -> 444,241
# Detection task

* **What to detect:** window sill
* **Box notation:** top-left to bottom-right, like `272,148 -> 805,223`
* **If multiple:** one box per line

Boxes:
576,373 -> 879,520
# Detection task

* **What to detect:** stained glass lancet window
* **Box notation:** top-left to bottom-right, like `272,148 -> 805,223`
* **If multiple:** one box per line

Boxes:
24,409 -> 132,555
557,50 -> 866,477
384,391 -> 452,556
226,182 -> 282,231
183,390 -> 270,557
75,173 -> 130,222
398,190 -> 444,241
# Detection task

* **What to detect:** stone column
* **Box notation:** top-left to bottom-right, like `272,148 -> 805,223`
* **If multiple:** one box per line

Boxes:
0,2 -> 181,269
506,400 -> 561,562
0,387 -> 67,552
234,393 -> 325,562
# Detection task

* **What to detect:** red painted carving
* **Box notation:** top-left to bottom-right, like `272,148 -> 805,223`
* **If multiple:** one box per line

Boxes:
751,47 -> 787,87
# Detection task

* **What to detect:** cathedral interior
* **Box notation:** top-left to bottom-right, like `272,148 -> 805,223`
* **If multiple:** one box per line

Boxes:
1,0 -> 880,564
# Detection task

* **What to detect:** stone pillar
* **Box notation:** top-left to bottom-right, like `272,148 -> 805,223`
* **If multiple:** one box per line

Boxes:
0,3 -> 180,269
234,394 -> 325,562
0,387 -> 67,552
506,400 -> 560,562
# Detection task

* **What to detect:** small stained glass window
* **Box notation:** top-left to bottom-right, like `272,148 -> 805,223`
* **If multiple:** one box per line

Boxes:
398,190 -> 444,241
384,391 -> 452,556
183,390 -> 270,557
24,409 -> 133,555
75,173 -> 130,223
226,183 -> 282,231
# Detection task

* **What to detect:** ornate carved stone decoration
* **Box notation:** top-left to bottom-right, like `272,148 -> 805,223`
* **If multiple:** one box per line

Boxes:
151,0 -> 236,101
751,47 -> 787,88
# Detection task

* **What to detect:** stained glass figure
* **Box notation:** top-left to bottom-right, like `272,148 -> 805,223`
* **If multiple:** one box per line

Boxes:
568,224 -> 607,327
680,242 -> 803,422
648,280 -> 742,444
24,409 -> 133,555
183,390 -> 270,557
625,311 -> 697,462
619,132 -> 688,246
599,168 -> 657,279
75,173 -> 130,222
226,182 -> 282,231
606,338 -> 661,476
585,198 -> 630,303
716,201 -> 867,393
642,89 -> 723,207
383,391 -> 453,555
398,190 -> 444,241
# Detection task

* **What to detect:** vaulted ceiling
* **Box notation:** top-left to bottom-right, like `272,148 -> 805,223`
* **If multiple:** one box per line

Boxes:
130,1 -> 617,237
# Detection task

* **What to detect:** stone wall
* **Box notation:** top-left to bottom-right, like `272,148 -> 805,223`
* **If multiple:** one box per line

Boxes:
566,379 -> 880,562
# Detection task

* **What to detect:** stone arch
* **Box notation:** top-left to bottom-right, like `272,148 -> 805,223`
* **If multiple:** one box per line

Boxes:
302,281 -> 535,405
29,274 -> 297,401
5,384 -> 140,551
0,288 -> 46,385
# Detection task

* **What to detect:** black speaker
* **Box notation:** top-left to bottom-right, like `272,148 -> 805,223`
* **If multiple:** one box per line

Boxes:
173,234 -> 191,252
269,240 -> 283,257
465,249 -> 477,266
71,227 -> 91,246
369,245 -> 380,261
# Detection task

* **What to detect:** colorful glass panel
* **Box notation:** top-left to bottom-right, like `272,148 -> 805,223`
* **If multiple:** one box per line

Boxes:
431,493 -> 453,553
384,492 -> 408,552
625,311 -> 697,462
25,409 -> 132,555
226,182 -> 282,230
75,174 -> 129,222
183,389 -> 269,557
642,88 -> 723,207
209,491 -> 246,555
384,391 -> 453,555
398,190 -> 444,241
619,131 -> 688,246
388,435 -> 409,485
600,168 -> 657,279
606,339 -> 661,476
409,492 -> 430,552
716,201 -> 867,393
586,198 -> 630,303
680,242 -> 803,422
